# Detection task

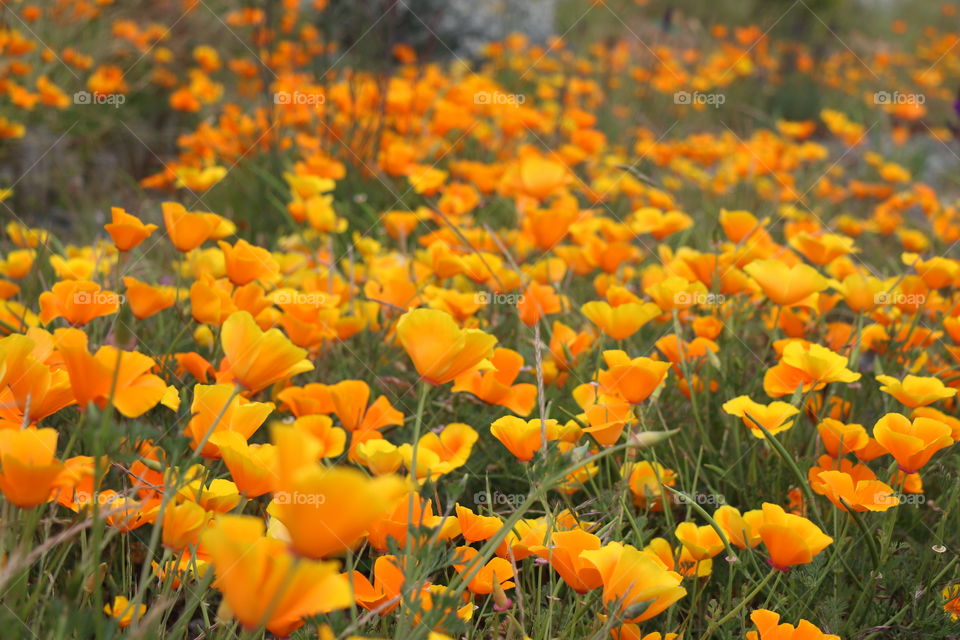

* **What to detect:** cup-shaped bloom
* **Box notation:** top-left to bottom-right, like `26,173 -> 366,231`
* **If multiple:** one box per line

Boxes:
271,465 -> 406,558
598,350 -> 671,405
579,542 -> 686,623
161,499 -> 211,550
219,239 -> 279,286
873,412 -> 953,473
757,503 -> 833,570
529,528 -> 603,593
581,301 -> 660,340
714,506 -> 763,549
674,522 -> 725,561
39,280 -> 121,325
184,384 -> 274,458
201,515 -> 351,636
104,207 -> 157,251
162,202 -> 220,252
810,469 -> 896,512
744,259 -> 828,307
452,347 -> 537,416
746,608 -> 840,640
452,546 -> 515,595
816,418 -> 868,457
218,311 -> 313,393
0,427 -> 63,508
876,374 -> 956,409
395,308 -> 496,385
722,396 -> 799,438
490,416 -> 572,461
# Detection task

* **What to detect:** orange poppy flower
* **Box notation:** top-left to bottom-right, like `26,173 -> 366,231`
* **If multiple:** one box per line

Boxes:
722,396 -> 799,438
0,427 -> 63,508
201,515 -> 351,636
455,504 -> 504,543
597,350 -> 671,404
581,300 -> 661,340
763,342 -> 860,398
810,469 -> 896,512
217,310 -> 313,393
0,332 -> 75,423
39,280 -> 121,325
161,499 -> 211,550
161,202 -> 220,252
714,506 -> 763,549
104,207 -> 157,251
674,522 -> 725,561
211,431 -> 278,497
816,418 -> 868,456
744,259 -> 828,307
351,554 -> 405,614
623,460 -> 676,511
270,460 -> 406,558
873,412 -> 953,473
579,542 -> 686,623
548,320 -> 595,371
219,239 -> 279,285
103,596 -> 147,629
788,232 -> 857,266
184,384 -> 274,458
367,491 -> 454,551
746,609 -> 840,640
395,308 -> 497,385
453,545 -> 515,595
54,328 -> 179,418
876,374 -> 957,409
322,379 -> 404,431
517,281 -> 564,326
490,416 -> 569,461
529,528 -> 603,593
399,422 -> 477,481
122,277 -> 177,319
452,347 -> 537,416
757,503 -> 833,570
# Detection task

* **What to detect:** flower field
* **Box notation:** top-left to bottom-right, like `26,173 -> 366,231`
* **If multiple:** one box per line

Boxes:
1,1 -> 959,638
